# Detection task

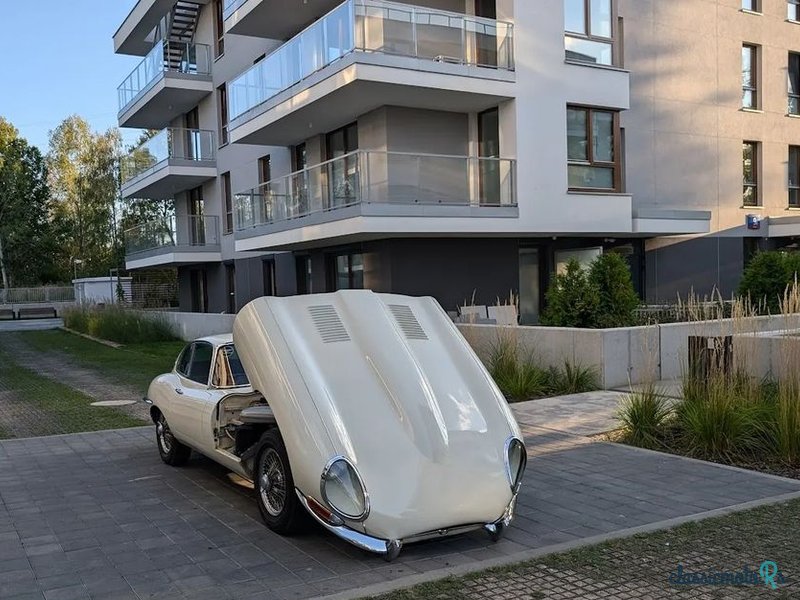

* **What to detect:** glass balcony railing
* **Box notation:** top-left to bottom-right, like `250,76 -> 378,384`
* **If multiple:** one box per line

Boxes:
223,0 -> 248,19
118,41 -> 212,112
126,215 -> 220,255
121,128 -> 216,185
234,150 -> 516,230
228,0 -> 514,121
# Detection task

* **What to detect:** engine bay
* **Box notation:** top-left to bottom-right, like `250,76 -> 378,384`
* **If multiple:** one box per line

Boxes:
216,394 -> 276,464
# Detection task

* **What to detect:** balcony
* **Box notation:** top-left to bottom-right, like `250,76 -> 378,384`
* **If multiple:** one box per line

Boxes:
224,0 -> 343,39
233,150 -> 517,251
121,128 -> 217,200
118,41 -> 213,128
125,215 -> 221,270
227,0 -> 516,145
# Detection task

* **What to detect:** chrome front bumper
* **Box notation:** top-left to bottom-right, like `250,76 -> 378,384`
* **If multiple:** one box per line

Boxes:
297,490 -> 517,561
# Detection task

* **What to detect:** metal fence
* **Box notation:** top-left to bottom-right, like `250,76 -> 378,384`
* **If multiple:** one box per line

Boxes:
0,287 -> 75,304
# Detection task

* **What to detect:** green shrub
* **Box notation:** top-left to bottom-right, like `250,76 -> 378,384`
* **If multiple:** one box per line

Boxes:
64,304 -> 176,344
588,253 -> 640,328
618,385 -> 672,449
738,251 -> 800,313
547,361 -> 600,395
541,260 -> 600,328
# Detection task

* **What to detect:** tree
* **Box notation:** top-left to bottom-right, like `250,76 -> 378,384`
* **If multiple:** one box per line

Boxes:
541,260 -> 600,328
47,116 -> 123,279
588,252 -> 640,328
0,119 -> 55,287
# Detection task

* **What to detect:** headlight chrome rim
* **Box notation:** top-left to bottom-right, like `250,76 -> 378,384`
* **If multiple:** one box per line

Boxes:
320,456 -> 370,522
504,437 -> 527,493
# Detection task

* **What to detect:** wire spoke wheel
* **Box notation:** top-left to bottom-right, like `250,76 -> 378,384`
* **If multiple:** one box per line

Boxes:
259,448 -> 287,517
157,416 -> 173,454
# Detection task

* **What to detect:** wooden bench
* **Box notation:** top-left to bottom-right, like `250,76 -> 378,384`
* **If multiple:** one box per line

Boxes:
0,308 -> 14,321
16,306 -> 57,320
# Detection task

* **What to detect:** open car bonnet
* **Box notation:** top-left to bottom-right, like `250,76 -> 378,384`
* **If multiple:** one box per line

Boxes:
233,291 -> 522,540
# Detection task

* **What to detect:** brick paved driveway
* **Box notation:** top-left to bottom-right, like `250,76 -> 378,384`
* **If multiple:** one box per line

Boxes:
1,423 -> 799,600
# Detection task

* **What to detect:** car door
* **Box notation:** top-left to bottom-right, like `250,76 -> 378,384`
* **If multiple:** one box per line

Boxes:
172,341 -> 216,448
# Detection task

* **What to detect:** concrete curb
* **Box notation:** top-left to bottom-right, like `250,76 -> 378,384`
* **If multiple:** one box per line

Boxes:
0,425 -> 153,443
311,489 -> 800,600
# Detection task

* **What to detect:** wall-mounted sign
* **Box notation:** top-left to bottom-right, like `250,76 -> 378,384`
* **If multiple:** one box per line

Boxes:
746,214 -> 762,230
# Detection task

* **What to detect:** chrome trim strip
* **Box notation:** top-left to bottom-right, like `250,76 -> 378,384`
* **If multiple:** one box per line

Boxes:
504,437 -> 527,493
143,396 -> 153,405
296,491 -> 397,556
319,455 -> 370,522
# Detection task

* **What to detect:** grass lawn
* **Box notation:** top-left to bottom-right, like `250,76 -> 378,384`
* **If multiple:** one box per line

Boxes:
372,499 -> 800,599
21,329 -> 186,393
0,345 -> 146,438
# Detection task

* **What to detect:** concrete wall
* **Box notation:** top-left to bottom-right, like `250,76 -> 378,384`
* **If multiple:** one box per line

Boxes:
145,310 -> 236,342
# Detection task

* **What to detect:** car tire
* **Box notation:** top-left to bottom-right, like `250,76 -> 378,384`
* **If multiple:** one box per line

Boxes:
254,429 -> 305,534
156,413 -> 191,466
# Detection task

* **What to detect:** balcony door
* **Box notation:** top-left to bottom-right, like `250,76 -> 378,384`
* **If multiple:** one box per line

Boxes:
478,108 -> 501,205
188,186 -> 205,245
190,269 -> 208,313
185,108 -> 201,160
474,0 -> 498,67
326,123 -> 359,208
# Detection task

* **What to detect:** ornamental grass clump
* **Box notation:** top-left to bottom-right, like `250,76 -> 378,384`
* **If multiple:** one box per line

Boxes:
64,304 -> 176,344
618,383 -> 672,450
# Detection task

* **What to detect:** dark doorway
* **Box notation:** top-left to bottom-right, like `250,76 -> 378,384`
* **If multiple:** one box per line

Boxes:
478,108 -> 501,205
190,269 -> 208,313
326,123 -> 359,208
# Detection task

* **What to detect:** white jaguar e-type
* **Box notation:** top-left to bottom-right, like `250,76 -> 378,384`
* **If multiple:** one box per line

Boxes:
146,291 -> 526,560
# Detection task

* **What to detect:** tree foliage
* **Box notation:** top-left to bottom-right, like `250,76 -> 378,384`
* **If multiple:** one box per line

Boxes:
47,115 -> 123,279
541,254 -> 640,328
0,119 -> 55,287
738,251 -> 800,313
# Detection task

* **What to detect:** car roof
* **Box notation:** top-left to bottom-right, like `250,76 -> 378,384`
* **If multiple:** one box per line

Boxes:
195,333 -> 234,346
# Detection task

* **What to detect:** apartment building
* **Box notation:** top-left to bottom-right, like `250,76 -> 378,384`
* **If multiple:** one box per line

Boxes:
122,0 -> 795,320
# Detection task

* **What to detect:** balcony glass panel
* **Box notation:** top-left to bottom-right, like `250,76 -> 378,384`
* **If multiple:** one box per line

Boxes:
118,41 -> 212,112
121,128 -> 216,184
126,215 -> 219,255
228,0 -> 514,121
223,0 -> 248,19
234,151 -> 516,230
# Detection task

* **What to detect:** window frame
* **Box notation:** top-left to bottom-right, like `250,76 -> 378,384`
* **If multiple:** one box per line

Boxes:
742,44 -> 759,109
790,0 -> 800,21
743,140 -> 760,207
258,155 -> 272,185
263,258 -> 277,296
225,263 -> 236,314
741,0 -> 760,13
214,0 -> 225,58
566,105 -> 622,193
211,344 -> 250,389
178,341 -> 215,385
296,255 -> 312,295
221,172 -> 233,235
789,53 -> 800,115
564,0 -> 617,67
218,84 -> 229,146
790,146 -> 800,208
328,251 -> 365,291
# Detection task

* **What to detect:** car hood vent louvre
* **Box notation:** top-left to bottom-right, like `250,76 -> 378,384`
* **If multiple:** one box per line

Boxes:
309,305 -> 351,343
389,304 -> 428,340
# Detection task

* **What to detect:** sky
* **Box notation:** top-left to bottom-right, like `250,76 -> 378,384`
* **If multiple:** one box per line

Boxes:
0,1 -> 143,153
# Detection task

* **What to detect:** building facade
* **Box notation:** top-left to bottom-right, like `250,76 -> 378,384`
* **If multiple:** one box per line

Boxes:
116,0 -> 798,319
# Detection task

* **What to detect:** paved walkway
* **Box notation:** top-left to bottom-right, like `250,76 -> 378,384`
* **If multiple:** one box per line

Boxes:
0,319 -> 63,332
1,397 -> 799,600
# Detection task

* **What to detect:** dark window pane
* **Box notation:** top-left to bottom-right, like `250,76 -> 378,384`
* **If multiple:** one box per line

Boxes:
351,253 -> 364,289
743,143 -> 755,184
188,343 -> 213,384
564,0 -> 586,34
567,108 -> 588,160
592,111 -> 614,162
176,345 -> 192,375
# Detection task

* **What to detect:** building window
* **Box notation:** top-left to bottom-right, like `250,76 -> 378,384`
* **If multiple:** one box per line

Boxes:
263,259 -> 277,296
225,263 -> 236,314
743,141 -> 759,207
214,0 -> 225,57
567,106 -> 620,191
790,53 -> 800,115
564,0 -> 614,66
790,146 -> 800,208
218,85 -> 229,146
296,255 -> 312,294
330,252 -> 364,291
258,155 -> 272,184
742,44 -> 758,109
222,172 -> 233,234
742,0 -> 759,12
790,0 -> 800,21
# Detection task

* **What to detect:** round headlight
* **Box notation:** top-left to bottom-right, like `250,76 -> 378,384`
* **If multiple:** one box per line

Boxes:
505,438 -> 526,493
320,457 -> 369,521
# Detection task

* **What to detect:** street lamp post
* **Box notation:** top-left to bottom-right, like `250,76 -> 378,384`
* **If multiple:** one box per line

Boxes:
73,259 -> 84,282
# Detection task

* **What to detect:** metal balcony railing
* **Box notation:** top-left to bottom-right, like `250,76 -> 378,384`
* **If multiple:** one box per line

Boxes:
234,150 -> 516,230
121,128 -> 216,185
125,215 -> 220,255
118,41 -> 212,112
227,0 -> 514,121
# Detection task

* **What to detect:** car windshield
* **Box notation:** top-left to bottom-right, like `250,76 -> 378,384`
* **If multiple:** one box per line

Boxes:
212,344 -> 250,387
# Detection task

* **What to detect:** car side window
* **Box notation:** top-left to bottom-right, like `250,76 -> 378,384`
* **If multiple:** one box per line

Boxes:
187,342 -> 213,385
176,344 -> 193,376
212,345 -> 250,388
